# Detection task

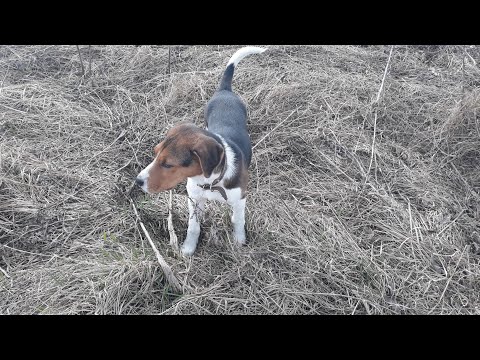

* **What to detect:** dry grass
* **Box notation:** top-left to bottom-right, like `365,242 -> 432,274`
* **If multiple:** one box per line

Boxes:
1,45 -> 480,314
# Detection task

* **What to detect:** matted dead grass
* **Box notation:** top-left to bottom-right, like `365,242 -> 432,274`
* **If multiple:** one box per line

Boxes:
1,45 -> 479,314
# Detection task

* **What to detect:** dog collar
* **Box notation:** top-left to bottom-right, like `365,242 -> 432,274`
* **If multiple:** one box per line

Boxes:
197,183 -> 228,201
197,143 -> 228,200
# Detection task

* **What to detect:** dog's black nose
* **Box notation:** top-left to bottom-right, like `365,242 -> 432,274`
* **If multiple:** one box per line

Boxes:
135,177 -> 144,187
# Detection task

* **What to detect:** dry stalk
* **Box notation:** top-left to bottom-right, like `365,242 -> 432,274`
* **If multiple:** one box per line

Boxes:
365,45 -> 394,184
129,197 -> 183,293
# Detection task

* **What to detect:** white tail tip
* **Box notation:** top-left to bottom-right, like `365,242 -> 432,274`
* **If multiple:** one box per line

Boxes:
227,46 -> 267,68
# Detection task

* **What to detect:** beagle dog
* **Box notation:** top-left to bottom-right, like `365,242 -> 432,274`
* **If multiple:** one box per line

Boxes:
136,46 -> 266,256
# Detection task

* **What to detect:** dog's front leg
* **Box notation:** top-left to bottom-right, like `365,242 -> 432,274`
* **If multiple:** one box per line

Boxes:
230,198 -> 246,245
181,196 -> 205,256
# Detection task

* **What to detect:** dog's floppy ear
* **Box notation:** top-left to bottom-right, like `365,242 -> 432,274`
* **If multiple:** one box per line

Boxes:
192,136 -> 224,178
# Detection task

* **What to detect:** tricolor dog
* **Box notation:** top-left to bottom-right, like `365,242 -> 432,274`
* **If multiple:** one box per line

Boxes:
136,46 -> 266,256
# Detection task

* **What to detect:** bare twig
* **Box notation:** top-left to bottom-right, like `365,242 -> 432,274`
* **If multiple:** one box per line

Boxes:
88,45 -> 92,77
168,46 -> 171,75
76,45 -> 85,77
461,45 -> 466,104
129,198 -> 183,293
365,45 -> 394,184
375,47 -> 394,104
252,109 -> 298,150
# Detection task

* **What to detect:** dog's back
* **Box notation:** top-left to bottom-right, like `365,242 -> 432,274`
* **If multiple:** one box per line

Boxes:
205,47 -> 266,167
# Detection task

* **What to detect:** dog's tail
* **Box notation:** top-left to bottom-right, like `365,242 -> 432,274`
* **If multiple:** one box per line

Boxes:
218,46 -> 267,91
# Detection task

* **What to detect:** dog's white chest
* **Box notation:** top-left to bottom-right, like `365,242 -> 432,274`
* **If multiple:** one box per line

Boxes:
186,177 -> 242,204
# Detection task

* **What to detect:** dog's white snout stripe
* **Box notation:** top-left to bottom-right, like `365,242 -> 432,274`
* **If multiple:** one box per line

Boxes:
137,160 -> 156,193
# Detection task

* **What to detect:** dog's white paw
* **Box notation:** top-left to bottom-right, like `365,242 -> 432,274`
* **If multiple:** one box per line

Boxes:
181,228 -> 199,257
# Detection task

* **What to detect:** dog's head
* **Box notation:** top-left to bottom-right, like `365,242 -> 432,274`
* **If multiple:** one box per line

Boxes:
135,123 -> 225,193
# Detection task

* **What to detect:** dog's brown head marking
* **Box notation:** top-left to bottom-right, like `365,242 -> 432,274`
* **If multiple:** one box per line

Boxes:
141,123 -> 225,193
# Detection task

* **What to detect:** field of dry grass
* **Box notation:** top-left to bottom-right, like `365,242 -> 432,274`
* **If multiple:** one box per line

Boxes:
1,45 -> 479,314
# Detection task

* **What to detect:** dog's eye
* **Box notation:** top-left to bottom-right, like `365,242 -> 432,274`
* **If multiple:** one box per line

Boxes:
161,163 -> 174,169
